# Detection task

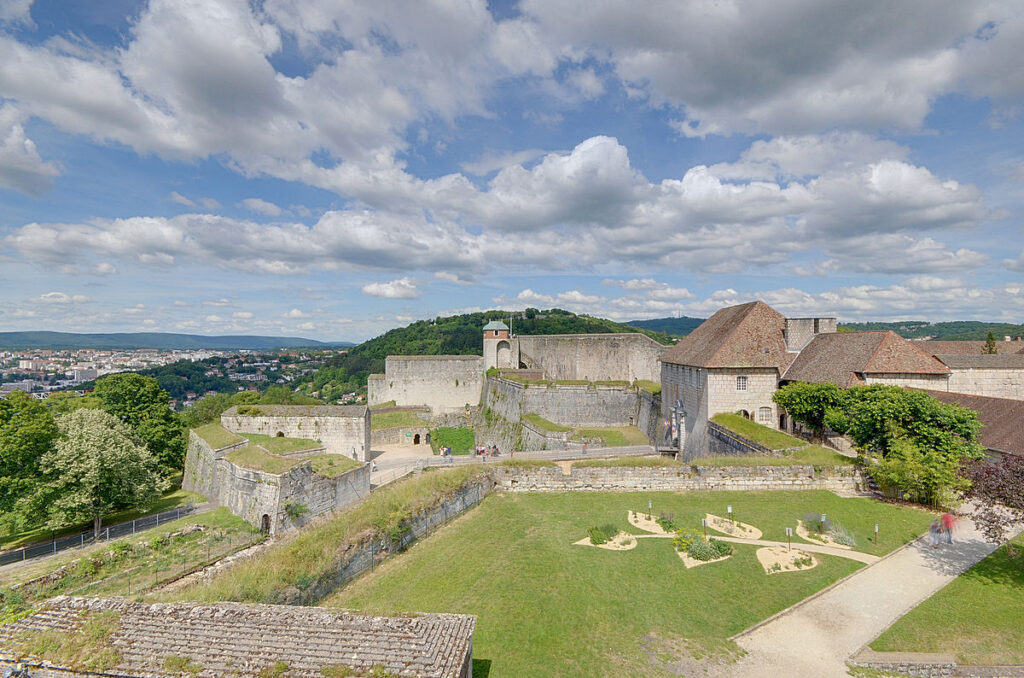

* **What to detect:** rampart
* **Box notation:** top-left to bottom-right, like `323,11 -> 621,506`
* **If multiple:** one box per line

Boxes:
491,464 -> 868,493
182,431 -> 371,534
367,355 -> 484,413
484,376 -> 638,426
517,333 -> 666,382
220,404 -> 370,462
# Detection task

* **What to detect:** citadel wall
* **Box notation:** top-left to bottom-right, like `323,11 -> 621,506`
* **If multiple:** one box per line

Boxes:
367,355 -> 484,414
862,373 -> 950,391
221,406 -> 370,462
947,367 -> 1024,400
517,333 -> 666,382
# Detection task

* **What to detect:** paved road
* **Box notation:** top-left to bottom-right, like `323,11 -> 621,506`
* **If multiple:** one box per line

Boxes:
726,513 -> 1012,677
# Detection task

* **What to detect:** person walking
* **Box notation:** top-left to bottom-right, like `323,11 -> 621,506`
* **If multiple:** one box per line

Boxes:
928,518 -> 941,549
941,512 -> 957,544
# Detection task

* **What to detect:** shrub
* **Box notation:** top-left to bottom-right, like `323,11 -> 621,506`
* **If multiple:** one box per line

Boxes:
802,513 -> 832,535
284,501 -> 310,521
673,528 -> 701,552
110,541 -> 132,559
794,555 -> 814,569
149,534 -> 169,550
656,511 -> 675,532
599,524 -> 620,540
829,520 -> 857,547
588,527 -> 608,545
686,538 -> 718,561
710,539 -> 732,557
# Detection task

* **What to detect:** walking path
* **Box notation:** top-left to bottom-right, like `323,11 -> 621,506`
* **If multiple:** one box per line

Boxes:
725,513 -> 1014,677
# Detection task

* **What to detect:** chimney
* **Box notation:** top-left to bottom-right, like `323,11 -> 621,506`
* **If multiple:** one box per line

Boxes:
784,317 -> 838,352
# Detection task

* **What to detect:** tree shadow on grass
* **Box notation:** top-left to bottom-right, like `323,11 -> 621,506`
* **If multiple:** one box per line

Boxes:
959,545 -> 1024,588
472,658 -> 492,677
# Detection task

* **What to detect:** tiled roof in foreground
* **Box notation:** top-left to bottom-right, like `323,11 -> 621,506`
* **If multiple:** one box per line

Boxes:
783,331 -> 949,388
0,597 -> 475,678
659,301 -> 792,370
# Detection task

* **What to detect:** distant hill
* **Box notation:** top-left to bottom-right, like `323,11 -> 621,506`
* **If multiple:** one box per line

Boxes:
295,309 -> 676,401
627,316 -> 705,336
837,321 -> 1024,341
0,331 -> 353,351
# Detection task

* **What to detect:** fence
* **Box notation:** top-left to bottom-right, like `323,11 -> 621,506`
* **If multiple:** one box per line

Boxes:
0,504 -> 201,567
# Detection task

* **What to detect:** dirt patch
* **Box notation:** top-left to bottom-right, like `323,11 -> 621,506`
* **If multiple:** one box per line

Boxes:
705,513 -> 762,539
638,633 -> 745,676
796,520 -> 852,549
628,510 -> 670,534
574,531 -> 638,551
676,549 -> 732,569
756,546 -> 818,574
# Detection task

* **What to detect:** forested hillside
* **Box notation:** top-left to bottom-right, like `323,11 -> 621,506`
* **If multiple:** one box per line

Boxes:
0,331 -> 351,350
298,309 -> 675,401
837,320 -> 1024,340
627,316 -> 705,336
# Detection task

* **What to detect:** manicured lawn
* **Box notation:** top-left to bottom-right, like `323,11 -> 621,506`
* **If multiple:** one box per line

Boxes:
245,432 -> 322,454
225,446 -> 302,475
429,426 -> 475,454
309,454 -> 362,477
634,379 -> 662,395
523,413 -> 570,432
711,413 -> 807,450
1,486 -> 205,550
575,446 -> 853,469
370,409 -> 428,431
573,426 -> 648,447
871,533 -> 1024,665
192,423 -> 244,450
324,491 -> 931,676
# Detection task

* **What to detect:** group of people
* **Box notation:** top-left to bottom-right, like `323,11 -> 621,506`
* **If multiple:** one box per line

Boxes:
474,445 -> 503,457
928,512 -> 958,549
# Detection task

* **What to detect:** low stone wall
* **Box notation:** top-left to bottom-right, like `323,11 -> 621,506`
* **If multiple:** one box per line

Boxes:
492,464 -> 868,493
704,420 -> 783,458
371,426 -> 430,446
637,388 -> 662,446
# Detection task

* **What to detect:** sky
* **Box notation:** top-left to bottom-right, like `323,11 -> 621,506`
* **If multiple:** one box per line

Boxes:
0,0 -> 1023,342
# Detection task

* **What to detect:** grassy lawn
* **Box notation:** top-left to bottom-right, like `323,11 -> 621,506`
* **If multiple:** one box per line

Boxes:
573,426 -> 648,447
429,426 -> 476,455
1,508 -> 261,619
711,413 -> 807,450
523,413 -> 570,432
245,432 -> 322,454
370,400 -> 397,409
225,446 -> 302,475
871,533 -> 1024,665
309,454 -> 362,477
370,409 -> 428,431
1,486 -> 205,550
323,491 -> 930,677
192,423 -> 244,449
634,379 -> 662,395
574,448 -> 853,469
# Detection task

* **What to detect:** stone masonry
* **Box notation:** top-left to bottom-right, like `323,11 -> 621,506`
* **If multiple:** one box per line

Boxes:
221,404 -> 370,462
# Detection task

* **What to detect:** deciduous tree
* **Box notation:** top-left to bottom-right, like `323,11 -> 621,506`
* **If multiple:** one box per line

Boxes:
94,373 -> 185,473
0,392 -> 58,533
961,454 -> 1024,548
772,382 -> 847,442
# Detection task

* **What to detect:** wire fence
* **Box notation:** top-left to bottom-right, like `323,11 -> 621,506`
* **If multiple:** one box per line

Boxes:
0,504 -> 203,567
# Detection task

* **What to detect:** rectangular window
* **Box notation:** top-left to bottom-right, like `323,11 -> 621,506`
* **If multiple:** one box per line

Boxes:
758,406 -> 772,423
736,375 -> 747,391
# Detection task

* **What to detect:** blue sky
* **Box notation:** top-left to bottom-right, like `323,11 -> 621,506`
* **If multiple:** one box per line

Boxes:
0,0 -> 1022,342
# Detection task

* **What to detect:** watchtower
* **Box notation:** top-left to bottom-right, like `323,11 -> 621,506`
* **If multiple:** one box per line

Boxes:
483,320 -> 518,370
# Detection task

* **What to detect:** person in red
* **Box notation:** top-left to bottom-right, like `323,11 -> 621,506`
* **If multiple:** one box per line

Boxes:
941,512 -> 957,544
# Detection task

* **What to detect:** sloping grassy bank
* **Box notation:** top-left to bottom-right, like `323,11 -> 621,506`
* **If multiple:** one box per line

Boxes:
160,466 -> 489,605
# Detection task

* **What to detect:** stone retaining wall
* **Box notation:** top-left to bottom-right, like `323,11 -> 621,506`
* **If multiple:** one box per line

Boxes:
705,420 -> 784,457
492,464 -> 868,493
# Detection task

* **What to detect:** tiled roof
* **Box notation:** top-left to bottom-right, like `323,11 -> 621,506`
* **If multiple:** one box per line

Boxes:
783,331 -> 949,388
222,405 -> 368,418
933,353 -> 1024,369
0,597 -> 476,678
920,390 -> 1024,457
659,301 -> 792,370
916,340 -> 1024,355
482,320 -> 509,331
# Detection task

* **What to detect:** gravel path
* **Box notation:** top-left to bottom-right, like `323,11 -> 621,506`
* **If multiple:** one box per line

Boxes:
726,515 -> 1005,677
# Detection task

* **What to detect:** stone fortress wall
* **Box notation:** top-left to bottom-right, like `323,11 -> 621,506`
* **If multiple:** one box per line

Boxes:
947,367 -> 1024,400
367,355 -> 484,414
517,333 -> 666,382
220,405 -> 370,462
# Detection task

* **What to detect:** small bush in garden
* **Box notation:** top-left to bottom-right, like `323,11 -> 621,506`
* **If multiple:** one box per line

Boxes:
710,539 -> 732,557
110,541 -> 132,559
686,538 -> 718,561
829,520 -> 857,547
673,528 -> 701,552
599,524 -> 619,540
794,555 -> 814,569
769,562 -> 782,573
801,513 -> 832,535
656,511 -> 675,532
588,527 -> 608,545
149,534 -> 168,550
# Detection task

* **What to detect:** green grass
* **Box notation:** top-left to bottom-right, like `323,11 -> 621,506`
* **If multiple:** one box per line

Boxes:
495,459 -> 558,469
871,533 -> 1024,665
575,447 -> 853,469
572,426 -> 649,447
369,400 -> 396,409
245,432 -> 322,455
553,379 -> 589,385
370,409 -> 428,431
633,379 -> 661,395
1,485 -> 205,550
429,426 -> 475,455
193,423 -> 244,449
323,491 -> 930,676
309,454 -> 362,477
592,380 -> 631,387
225,446 -> 302,475
161,466 -> 491,605
711,413 -> 807,450
522,413 -> 571,432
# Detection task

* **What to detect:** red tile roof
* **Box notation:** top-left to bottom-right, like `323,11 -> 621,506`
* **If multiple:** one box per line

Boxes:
659,301 -> 793,370
783,331 -> 949,388
916,340 -> 1024,355
921,390 -> 1024,457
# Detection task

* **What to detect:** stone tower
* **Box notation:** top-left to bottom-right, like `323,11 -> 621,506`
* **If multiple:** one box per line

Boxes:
483,320 -> 518,370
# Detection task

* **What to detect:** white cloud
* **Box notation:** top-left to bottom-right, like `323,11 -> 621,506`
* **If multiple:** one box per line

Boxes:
205,314 -> 224,322
566,67 -> 604,100
92,261 -> 117,275
169,191 -> 196,207
362,277 -> 420,299
240,197 -> 285,217
434,271 -> 475,285
122,304 -> 146,315
296,321 -> 316,331
199,197 -> 221,210
461,148 -> 547,176
33,291 -> 88,304
1004,249 -> 1024,272
0,0 -> 33,26
0,103 -> 60,196
284,308 -> 310,318
232,311 -> 253,319
202,298 -> 232,307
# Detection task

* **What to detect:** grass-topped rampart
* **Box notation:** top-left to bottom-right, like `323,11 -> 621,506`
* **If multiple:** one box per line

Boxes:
309,455 -> 362,477
711,412 -> 809,450
161,466 -> 490,605
225,446 -> 303,475
574,446 -> 853,469
522,413 -> 570,432
370,409 -> 428,431
193,423 -> 244,450
244,433 -> 322,455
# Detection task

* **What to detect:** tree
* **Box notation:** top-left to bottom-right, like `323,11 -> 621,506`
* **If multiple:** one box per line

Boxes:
772,382 -> 847,442
38,409 -> 163,535
180,393 -> 232,429
0,392 -> 59,533
961,454 -> 1024,549
983,331 -> 998,354
45,391 -> 103,415
94,373 -> 185,473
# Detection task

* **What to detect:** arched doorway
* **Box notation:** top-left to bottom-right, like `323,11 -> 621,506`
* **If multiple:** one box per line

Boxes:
738,409 -> 752,420
496,340 -> 512,368
779,414 -> 788,431
413,433 -> 421,445
275,431 -> 284,437
260,514 -> 271,533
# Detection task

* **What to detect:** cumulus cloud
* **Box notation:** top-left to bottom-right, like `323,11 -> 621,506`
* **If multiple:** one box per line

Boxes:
232,311 -> 253,319
0,104 -> 60,196
460,148 -> 547,176
169,191 -> 196,207
1004,249 -> 1024,271
199,197 -> 221,210
0,0 -> 33,26
284,308 -> 310,318
202,298 -> 232,307
362,277 -> 420,299
33,291 -> 88,304
240,197 -> 285,217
